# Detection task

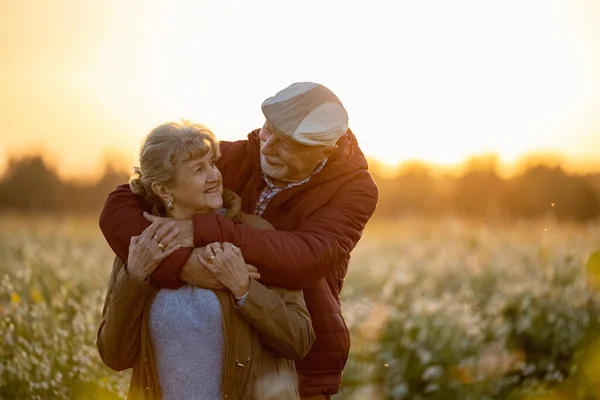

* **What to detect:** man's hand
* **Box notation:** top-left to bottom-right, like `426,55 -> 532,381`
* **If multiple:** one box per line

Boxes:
222,189 -> 242,221
180,247 -> 226,290
144,212 -> 194,248
197,242 -> 252,298
183,244 -> 261,292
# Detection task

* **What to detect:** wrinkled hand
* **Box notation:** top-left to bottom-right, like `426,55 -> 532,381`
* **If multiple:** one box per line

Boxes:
181,247 -> 226,290
196,242 -> 256,298
222,189 -> 242,221
127,219 -> 181,283
182,246 -> 260,290
144,212 -> 194,247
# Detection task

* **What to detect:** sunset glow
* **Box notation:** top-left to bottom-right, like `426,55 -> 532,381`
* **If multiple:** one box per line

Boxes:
1,0 -> 600,178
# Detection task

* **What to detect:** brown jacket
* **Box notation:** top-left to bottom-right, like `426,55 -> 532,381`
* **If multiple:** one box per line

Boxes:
97,257 -> 315,399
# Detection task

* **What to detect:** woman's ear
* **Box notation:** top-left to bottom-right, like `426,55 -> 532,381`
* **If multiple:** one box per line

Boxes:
151,182 -> 171,203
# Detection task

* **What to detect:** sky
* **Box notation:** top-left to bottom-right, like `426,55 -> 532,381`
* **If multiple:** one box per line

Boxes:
1,0 -> 600,179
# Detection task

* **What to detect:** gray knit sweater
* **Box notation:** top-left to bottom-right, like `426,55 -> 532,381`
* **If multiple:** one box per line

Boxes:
149,285 -> 224,399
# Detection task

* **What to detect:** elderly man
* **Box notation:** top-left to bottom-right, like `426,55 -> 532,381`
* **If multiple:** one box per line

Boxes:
99,82 -> 378,399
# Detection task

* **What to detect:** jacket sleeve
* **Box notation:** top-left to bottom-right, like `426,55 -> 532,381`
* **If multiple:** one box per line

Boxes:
233,279 -> 315,360
98,183 -> 193,289
96,257 -> 152,371
98,139 -> 244,290
193,174 -> 378,290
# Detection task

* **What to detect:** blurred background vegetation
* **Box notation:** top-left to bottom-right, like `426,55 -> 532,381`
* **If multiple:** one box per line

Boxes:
1,153 -> 600,399
1,152 -> 599,221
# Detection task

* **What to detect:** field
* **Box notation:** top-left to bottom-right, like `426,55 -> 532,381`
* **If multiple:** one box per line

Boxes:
1,214 -> 600,399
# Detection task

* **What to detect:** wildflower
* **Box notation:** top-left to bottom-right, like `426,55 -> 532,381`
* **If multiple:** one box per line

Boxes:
586,250 -> 600,286
448,365 -> 472,384
11,292 -> 21,305
522,391 -> 566,400
30,288 -> 43,303
254,371 -> 299,400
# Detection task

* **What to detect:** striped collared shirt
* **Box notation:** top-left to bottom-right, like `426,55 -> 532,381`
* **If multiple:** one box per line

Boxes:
254,159 -> 328,217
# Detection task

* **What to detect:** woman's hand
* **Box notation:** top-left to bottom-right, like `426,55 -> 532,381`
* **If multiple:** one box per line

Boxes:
181,247 -> 226,290
196,242 -> 257,298
127,219 -> 182,283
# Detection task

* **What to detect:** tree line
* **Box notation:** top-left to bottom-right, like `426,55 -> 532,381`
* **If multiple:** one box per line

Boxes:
374,157 -> 600,221
0,154 -> 599,221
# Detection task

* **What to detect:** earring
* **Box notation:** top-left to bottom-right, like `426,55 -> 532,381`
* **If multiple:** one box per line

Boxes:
167,199 -> 174,211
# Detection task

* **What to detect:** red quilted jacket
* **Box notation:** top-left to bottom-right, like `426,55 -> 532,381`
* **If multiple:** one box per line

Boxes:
99,128 -> 378,397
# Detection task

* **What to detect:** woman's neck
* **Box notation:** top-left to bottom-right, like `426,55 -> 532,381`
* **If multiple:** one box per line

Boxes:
167,208 -> 218,219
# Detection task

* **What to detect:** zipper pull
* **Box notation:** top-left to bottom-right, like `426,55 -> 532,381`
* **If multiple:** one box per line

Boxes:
236,357 -> 251,368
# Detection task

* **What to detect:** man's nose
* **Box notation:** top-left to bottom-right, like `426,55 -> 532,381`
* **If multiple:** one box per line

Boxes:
261,136 -> 278,156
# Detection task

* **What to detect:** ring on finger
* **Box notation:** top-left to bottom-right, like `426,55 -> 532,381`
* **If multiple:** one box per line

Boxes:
158,242 -> 165,250
208,255 -> 216,262
154,235 -> 161,241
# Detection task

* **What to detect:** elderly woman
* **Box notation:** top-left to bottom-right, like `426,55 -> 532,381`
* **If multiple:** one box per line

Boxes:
96,121 -> 314,400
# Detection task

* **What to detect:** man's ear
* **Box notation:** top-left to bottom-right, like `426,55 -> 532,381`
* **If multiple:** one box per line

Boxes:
151,182 -> 171,203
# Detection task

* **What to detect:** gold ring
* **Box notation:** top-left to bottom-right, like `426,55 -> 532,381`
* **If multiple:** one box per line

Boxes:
213,247 -> 222,252
154,235 -> 161,241
208,255 -> 216,262
158,242 -> 165,250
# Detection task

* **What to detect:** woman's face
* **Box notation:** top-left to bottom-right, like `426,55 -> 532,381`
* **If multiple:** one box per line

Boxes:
167,148 -> 223,218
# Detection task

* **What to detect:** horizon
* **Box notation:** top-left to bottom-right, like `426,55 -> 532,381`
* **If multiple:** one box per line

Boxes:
2,147 -> 599,184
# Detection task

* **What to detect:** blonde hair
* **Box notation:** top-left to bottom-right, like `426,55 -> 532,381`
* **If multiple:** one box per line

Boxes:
130,121 -> 220,215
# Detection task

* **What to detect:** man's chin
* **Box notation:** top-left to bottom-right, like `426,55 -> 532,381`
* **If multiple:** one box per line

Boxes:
260,163 -> 286,180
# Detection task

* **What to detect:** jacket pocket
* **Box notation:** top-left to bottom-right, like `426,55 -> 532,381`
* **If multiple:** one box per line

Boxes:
253,356 -> 300,400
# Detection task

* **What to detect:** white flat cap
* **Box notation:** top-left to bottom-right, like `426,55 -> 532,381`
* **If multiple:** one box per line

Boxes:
261,82 -> 349,147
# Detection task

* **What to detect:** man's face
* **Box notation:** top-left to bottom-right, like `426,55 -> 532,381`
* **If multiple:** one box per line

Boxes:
259,121 -> 330,184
